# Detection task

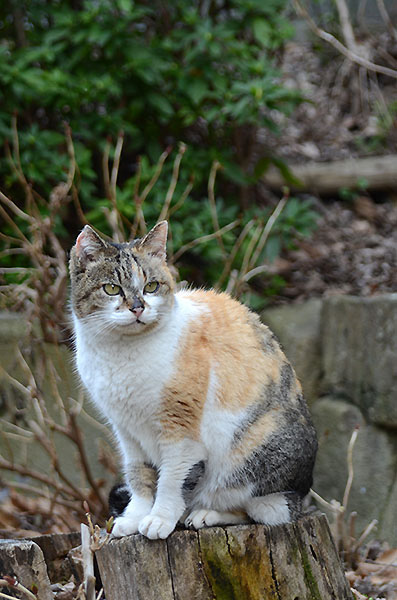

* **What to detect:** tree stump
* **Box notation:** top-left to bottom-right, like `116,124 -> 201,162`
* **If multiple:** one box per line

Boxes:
95,513 -> 353,600
0,539 -> 53,600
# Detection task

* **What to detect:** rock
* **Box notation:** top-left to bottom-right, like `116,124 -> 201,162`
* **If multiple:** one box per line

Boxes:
262,299 -> 322,404
321,294 -> 397,428
311,397 -> 397,544
0,539 -> 52,600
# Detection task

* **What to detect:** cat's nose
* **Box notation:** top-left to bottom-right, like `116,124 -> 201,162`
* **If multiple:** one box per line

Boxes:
130,297 -> 144,318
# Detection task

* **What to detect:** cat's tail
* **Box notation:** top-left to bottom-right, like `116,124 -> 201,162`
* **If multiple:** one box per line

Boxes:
108,482 -> 131,517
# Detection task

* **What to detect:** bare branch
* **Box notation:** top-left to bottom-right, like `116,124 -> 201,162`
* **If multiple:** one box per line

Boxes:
158,142 -> 186,222
81,523 -> 96,600
172,220 -> 240,263
293,0 -> 397,79
0,190 -> 34,223
376,0 -> 397,41
249,192 -> 288,270
342,427 -> 359,509
207,160 -> 226,258
334,0 -> 358,52
110,130 -> 124,202
216,219 -> 256,290
0,579 -> 38,600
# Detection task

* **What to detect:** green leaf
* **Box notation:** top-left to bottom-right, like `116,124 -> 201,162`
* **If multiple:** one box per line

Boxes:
252,19 -> 272,48
254,157 -> 271,179
186,79 -> 208,106
272,158 -> 303,187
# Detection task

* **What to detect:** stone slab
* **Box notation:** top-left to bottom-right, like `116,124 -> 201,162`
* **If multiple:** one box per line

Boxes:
321,294 -> 397,427
262,299 -> 322,404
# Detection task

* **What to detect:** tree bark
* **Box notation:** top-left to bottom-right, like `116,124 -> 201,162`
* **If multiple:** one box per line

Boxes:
262,155 -> 397,195
95,513 -> 353,600
0,539 -> 53,600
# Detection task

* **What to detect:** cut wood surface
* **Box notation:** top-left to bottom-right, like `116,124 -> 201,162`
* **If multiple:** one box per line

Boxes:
95,513 -> 353,600
0,539 -> 53,600
262,154 -> 397,194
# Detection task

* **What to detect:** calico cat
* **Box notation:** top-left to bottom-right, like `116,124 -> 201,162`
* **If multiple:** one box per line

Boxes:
70,221 -> 317,540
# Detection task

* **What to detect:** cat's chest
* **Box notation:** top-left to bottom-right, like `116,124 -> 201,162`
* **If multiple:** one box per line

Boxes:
76,330 -> 175,420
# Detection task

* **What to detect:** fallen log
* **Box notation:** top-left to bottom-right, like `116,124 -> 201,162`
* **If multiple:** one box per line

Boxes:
95,513 -> 353,600
263,154 -> 397,194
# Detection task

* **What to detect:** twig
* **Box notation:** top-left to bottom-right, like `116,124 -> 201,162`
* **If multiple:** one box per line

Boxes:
29,420 -> 87,502
232,221 -> 263,294
139,148 -> 170,205
64,123 -> 77,193
72,187 -> 89,226
342,427 -> 359,509
351,519 -> 378,554
0,420 -> 33,438
293,0 -> 397,79
250,192 -> 288,269
8,482 -> 79,510
309,488 -> 341,513
172,219 -> 240,263
81,523 -> 96,600
207,160 -> 226,257
0,267 -> 35,274
334,0 -> 358,53
216,219 -> 256,290
168,176 -> 194,218
0,577 -> 40,600
376,0 -> 397,41
158,142 -> 186,222
102,136 -> 111,203
0,453 -> 79,499
10,114 -> 35,211
110,130 -> 124,204
0,190 -> 33,223
131,148 -> 171,238
0,365 -> 32,399
0,583 -> 37,600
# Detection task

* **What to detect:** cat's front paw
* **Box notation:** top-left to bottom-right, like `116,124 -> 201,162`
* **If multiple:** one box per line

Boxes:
111,515 -> 141,538
138,515 -> 176,539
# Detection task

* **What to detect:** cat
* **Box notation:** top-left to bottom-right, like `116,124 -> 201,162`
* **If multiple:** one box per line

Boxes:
69,221 -> 317,540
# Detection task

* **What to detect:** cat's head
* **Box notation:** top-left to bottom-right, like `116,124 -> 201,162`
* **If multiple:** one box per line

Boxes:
69,221 -> 175,335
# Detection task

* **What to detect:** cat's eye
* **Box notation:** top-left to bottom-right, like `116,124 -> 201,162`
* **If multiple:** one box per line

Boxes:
144,281 -> 159,294
103,283 -> 121,296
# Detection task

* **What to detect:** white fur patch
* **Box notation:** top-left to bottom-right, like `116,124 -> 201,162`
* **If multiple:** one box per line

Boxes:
245,493 -> 290,525
73,293 -> 206,467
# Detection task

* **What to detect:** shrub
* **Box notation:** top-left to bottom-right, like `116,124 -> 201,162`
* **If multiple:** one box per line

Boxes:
0,0 -> 318,318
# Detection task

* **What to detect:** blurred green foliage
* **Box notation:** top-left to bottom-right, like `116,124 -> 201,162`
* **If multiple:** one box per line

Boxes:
0,0 -> 318,304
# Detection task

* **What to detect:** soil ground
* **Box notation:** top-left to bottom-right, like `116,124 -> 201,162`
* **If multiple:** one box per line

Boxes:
263,38 -> 397,308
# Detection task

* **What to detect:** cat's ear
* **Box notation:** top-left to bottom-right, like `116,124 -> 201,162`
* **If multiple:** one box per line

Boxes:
75,225 -> 107,262
138,221 -> 168,260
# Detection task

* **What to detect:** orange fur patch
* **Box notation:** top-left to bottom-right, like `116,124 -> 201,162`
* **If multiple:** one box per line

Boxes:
160,317 -> 211,441
185,290 -> 283,412
160,290 -> 293,441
